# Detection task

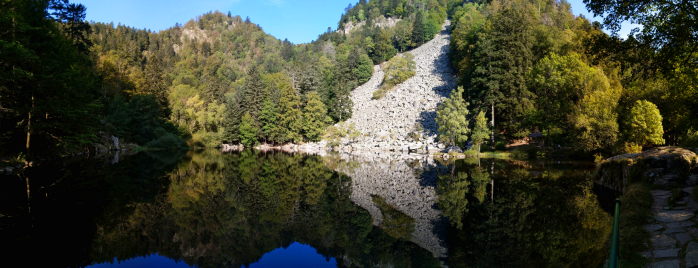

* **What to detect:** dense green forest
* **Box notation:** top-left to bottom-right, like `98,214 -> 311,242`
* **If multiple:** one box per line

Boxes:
86,0 -> 450,148
443,0 -> 697,155
1,0 -> 453,162
1,0 -> 696,161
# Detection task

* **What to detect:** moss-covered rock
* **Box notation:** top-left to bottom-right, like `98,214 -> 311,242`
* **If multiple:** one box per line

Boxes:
595,146 -> 698,192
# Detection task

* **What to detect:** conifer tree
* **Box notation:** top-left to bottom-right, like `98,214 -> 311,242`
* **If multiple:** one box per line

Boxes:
259,97 -> 280,143
411,10 -> 426,46
238,112 -> 259,147
302,91 -> 332,142
437,87 -> 470,147
469,8 -> 535,139
278,83 -> 303,143
471,111 -> 490,152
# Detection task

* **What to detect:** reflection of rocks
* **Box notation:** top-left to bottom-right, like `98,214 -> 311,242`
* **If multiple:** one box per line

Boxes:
329,155 -> 447,259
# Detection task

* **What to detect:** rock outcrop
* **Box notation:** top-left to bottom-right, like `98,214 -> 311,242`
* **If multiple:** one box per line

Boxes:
339,16 -> 402,35
596,146 -> 698,192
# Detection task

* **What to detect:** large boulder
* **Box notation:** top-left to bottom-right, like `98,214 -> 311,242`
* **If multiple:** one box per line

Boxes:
595,146 -> 698,192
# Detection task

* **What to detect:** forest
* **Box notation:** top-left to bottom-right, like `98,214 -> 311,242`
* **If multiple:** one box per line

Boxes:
443,0 -> 697,156
1,0 -> 696,162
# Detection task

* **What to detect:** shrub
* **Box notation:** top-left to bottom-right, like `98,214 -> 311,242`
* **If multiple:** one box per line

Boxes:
622,142 -> 643,154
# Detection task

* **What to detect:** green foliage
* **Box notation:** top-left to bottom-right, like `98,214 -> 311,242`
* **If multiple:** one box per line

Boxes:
373,53 -> 416,99
277,79 -> 303,143
324,123 -> 361,149
238,112 -> 259,147
471,111 -> 490,152
412,11 -> 427,45
448,0 -> 632,150
259,98 -> 281,144
437,87 -> 470,147
626,100 -> 665,148
106,95 -> 183,146
530,53 -> 621,152
467,7 -> 535,139
450,3 -> 485,83
369,28 -> 398,63
302,91 -> 332,142
0,0 -> 107,158
585,0 -> 696,73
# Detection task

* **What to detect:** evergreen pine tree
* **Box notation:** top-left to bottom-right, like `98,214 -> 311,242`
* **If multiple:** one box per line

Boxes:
238,112 -> 259,147
436,87 -> 470,147
469,8 -> 535,139
302,91 -> 331,141
471,111 -> 490,152
411,10 -> 426,46
278,83 -> 303,143
259,97 -> 280,143
224,66 -> 266,142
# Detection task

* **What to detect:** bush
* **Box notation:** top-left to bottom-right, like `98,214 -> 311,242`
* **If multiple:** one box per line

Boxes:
145,133 -> 187,150
323,123 -> 361,149
680,129 -> 698,147
372,53 -> 416,99
622,142 -> 643,154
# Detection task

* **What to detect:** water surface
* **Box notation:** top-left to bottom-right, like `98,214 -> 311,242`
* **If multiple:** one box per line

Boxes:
0,150 -> 611,267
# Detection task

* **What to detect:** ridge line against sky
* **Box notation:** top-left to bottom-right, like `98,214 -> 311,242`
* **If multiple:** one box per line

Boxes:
73,0 -> 638,44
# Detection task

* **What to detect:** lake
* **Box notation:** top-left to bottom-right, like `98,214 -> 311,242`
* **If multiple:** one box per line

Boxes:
0,149 -> 613,267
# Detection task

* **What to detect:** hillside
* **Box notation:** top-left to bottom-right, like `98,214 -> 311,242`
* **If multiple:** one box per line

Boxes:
308,21 -> 455,155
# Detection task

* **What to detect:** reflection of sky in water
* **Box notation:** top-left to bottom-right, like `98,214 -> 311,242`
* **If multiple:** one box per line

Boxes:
87,242 -> 336,268
248,242 -> 337,268
88,254 -> 191,268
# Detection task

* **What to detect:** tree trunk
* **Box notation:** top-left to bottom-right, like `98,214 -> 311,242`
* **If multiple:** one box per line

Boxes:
25,94 -> 34,154
490,102 -> 495,145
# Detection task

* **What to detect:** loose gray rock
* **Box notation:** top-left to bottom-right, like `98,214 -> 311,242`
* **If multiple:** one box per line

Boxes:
308,21 -> 456,155
674,232 -> 692,245
687,250 -> 698,268
666,221 -> 695,229
653,248 -> 680,258
645,224 -> 664,232
655,210 -> 695,222
652,234 -> 677,249
648,260 -> 680,268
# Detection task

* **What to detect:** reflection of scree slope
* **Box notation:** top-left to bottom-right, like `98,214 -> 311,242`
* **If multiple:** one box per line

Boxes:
334,157 -> 447,259
341,21 -> 456,153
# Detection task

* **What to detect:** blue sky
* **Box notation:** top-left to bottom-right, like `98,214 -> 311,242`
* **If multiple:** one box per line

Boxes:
73,0 -> 637,44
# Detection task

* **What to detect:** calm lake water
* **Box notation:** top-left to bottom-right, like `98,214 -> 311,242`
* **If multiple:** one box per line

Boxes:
0,150 -> 613,267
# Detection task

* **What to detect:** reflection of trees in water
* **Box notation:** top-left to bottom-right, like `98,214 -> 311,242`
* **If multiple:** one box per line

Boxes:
441,160 -> 612,267
371,195 -> 415,240
436,166 -> 489,229
1,150 -> 185,268
90,150 -> 440,268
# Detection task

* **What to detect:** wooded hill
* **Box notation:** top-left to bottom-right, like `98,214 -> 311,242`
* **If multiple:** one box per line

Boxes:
1,0 -> 695,161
